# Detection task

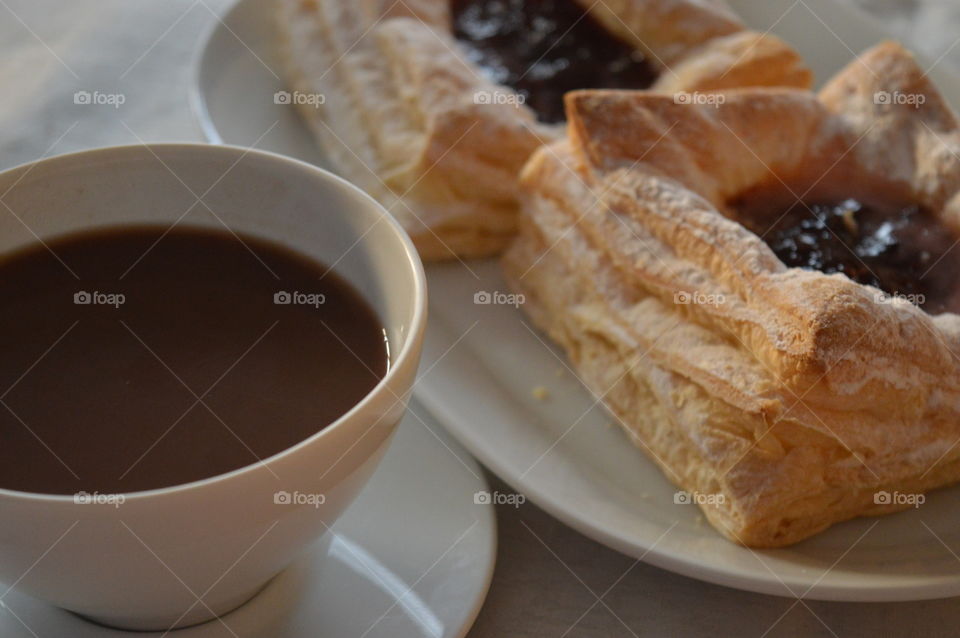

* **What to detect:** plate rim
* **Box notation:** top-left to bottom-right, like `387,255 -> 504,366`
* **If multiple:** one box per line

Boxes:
189,0 -> 229,145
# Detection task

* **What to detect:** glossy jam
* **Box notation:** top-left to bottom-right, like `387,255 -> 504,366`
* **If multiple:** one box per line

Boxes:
451,0 -> 659,123
732,194 -> 960,314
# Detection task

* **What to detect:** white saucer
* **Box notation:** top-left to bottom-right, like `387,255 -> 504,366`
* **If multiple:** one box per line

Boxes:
0,402 -> 496,637
191,0 -> 960,602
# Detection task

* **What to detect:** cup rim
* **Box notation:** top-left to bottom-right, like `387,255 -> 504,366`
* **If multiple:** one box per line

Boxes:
0,142 -> 428,503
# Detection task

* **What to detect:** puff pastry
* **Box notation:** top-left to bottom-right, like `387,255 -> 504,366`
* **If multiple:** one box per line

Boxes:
503,41 -> 960,547
276,0 -> 811,260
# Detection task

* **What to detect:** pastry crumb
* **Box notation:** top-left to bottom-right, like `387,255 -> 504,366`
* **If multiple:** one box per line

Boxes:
531,385 -> 549,400
842,207 -> 859,234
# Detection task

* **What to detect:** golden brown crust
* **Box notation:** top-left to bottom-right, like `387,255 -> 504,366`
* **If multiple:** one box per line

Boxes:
276,0 -> 812,260
504,42 -> 960,547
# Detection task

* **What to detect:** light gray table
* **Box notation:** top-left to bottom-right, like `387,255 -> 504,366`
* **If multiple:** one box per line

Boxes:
1,1 -> 958,636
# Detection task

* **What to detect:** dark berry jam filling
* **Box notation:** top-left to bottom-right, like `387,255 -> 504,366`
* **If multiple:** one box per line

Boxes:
731,192 -> 960,314
451,0 -> 659,124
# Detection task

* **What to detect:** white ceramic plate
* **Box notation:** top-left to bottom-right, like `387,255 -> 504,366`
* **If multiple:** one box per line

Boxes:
0,403 -> 496,637
191,0 -> 960,601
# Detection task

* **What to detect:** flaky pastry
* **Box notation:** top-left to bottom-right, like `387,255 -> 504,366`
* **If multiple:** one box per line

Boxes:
276,0 -> 811,260
503,41 -> 960,547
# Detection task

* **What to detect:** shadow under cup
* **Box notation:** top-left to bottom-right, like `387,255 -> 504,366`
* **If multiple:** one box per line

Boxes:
0,144 -> 427,630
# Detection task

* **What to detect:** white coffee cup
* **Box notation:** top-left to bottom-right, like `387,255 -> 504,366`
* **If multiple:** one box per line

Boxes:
0,144 -> 427,630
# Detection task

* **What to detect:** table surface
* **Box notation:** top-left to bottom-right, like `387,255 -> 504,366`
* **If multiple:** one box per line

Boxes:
2,0 -> 960,636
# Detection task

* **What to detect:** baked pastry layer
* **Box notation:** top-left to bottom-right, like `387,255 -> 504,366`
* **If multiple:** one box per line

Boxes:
276,0 -> 812,260
503,41 -> 960,547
